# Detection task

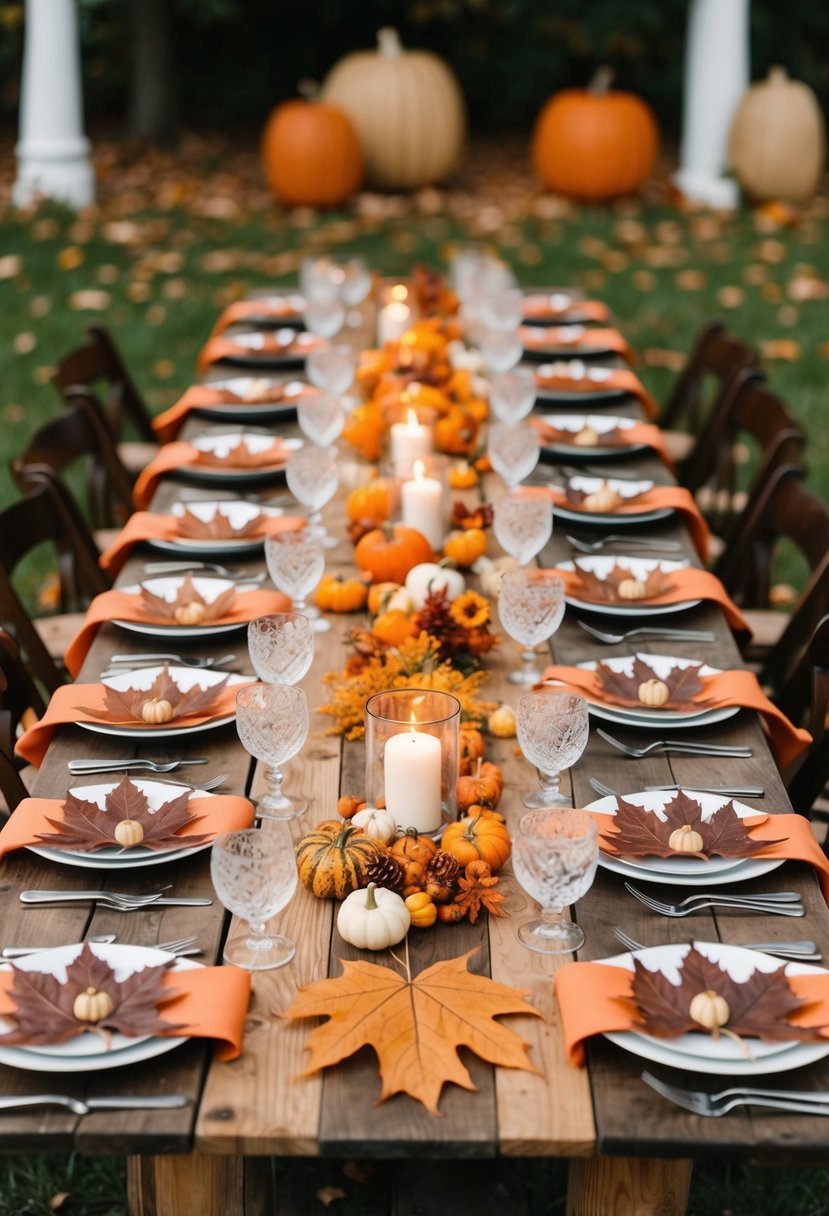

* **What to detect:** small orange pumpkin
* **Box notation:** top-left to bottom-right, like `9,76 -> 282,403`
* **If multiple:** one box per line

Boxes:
405,891 -> 437,928
342,402 -> 386,462
372,608 -> 418,647
434,406 -> 479,456
456,769 -> 502,813
261,96 -> 363,208
448,460 -> 478,490
354,523 -> 434,585
459,727 -> 486,772
346,479 -> 391,525
441,813 -> 511,873
391,828 -> 439,867
436,901 -> 466,924
443,528 -> 487,568
314,574 -> 369,613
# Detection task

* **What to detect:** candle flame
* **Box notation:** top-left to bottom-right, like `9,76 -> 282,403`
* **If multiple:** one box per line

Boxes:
391,284 -> 408,302
413,458 -> 425,482
408,710 -> 418,736
406,408 -> 419,430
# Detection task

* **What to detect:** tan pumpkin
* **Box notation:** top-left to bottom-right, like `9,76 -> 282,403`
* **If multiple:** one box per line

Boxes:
314,574 -> 369,613
73,987 -> 114,1023
261,95 -> 363,208
174,601 -> 206,626
296,820 -> 387,900
532,67 -> 659,201
114,819 -> 144,848
323,27 -> 466,190
141,698 -> 173,725
728,66 -> 826,202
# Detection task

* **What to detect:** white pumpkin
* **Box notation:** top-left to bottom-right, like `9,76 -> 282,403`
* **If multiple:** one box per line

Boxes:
728,66 -> 826,202
351,805 -> 397,845
405,561 -> 466,609
322,27 -> 466,190
337,883 -> 411,951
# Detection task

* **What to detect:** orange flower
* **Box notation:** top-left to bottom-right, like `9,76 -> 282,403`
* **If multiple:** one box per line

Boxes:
450,591 -> 490,630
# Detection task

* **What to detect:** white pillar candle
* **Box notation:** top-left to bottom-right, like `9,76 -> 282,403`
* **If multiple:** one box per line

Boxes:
401,460 -> 444,551
384,725 -> 442,834
377,301 -> 411,346
390,409 -> 432,465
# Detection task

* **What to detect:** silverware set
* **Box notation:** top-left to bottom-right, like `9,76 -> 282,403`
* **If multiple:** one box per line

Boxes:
577,621 -> 715,645
596,728 -> 753,759
624,882 -> 806,918
641,1072 -> 829,1118
106,653 -> 237,669
588,777 -> 765,800
566,533 -> 682,554
612,928 -> 821,963
0,1094 -> 191,1117
2,935 -> 201,958
19,890 -> 213,911
68,757 -> 208,774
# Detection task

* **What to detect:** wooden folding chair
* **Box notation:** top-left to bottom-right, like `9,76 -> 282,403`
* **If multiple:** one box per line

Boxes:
0,476 -> 111,695
0,629 -> 48,814
783,614 -> 829,824
51,324 -> 158,475
11,399 -> 135,535
658,319 -> 757,467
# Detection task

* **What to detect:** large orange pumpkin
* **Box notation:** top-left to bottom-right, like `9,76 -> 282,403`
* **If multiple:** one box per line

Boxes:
531,68 -> 658,202
261,97 -> 363,208
354,523 -> 434,584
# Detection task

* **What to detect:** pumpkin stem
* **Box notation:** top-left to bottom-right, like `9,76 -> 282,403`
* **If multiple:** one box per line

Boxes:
377,27 -> 403,58
297,77 -> 320,101
588,65 -> 615,95
364,882 -> 378,911
768,65 -> 789,86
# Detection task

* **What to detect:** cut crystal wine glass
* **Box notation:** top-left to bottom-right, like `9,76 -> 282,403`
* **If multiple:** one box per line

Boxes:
511,808 -> 598,954
493,490 -> 553,565
478,288 -> 524,333
264,531 -> 329,633
478,328 -> 523,374
286,444 -> 340,549
210,826 -> 298,970
304,297 -> 345,340
247,613 -> 314,685
297,390 -> 345,447
489,369 -> 536,422
235,682 -> 309,820
498,569 -> 565,685
487,421 -> 540,487
305,344 -> 355,395
516,689 -> 590,808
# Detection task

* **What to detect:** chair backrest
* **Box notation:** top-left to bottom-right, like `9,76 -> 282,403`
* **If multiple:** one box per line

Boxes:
659,319 -> 757,437
779,615 -> 829,816
0,629 -> 47,814
11,398 -> 134,531
0,477 -> 110,694
682,367 -> 805,527
52,325 -> 154,443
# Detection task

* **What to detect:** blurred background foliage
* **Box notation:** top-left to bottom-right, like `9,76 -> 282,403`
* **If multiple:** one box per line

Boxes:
1,0 -> 827,142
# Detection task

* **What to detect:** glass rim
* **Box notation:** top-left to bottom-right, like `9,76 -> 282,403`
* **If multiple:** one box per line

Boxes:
235,682 -> 306,707
516,807 -> 597,841
365,687 -> 462,727
518,688 -> 586,710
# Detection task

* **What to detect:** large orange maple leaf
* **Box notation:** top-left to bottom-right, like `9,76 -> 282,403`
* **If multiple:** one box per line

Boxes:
284,949 -> 542,1115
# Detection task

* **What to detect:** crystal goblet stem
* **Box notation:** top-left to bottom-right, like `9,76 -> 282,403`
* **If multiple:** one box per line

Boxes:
210,827 -> 297,970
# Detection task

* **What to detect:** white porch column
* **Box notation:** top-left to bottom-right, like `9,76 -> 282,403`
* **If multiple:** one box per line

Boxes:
13,0 -> 95,208
673,0 -> 750,209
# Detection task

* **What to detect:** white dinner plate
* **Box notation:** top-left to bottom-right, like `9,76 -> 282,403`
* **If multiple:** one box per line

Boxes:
178,433 -> 301,486
556,555 -> 700,618
218,328 -> 320,368
191,376 -> 307,424
228,294 -> 305,328
521,325 -> 618,361
26,778 -> 217,870
567,653 -> 740,730
0,943 -> 197,1070
552,475 -> 673,527
148,500 -> 285,557
536,414 -> 648,459
600,943 -> 829,1075
533,363 -> 630,406
77,665 -> 248,740
114,575 -> 256,639
587,790 -> 782,884
521,294 -> 607,326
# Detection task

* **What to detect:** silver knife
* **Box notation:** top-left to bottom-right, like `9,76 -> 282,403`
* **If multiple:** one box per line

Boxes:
645,784 -> 765,797
0,1094 -> 190,1115
19,891 -> 213,907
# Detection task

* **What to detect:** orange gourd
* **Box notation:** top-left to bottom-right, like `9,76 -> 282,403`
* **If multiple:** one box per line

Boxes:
456,770 -> 501,813
441,813 -> 511,873
346,480 -> 391,525
261,97 -> 363,208
296,820 -> 387,900
314,574 -> 369,613
459,727 -> 486,772
448,460 -> 478,490
443,528 -> 487,568
354,523 -> 434,585
405,891 -> 437,928
391,829 -> 439,867
372,608 -> 418,647
532,67 -> 658,202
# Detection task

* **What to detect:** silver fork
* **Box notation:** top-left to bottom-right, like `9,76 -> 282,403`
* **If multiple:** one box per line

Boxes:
142,561 -> 264,580
612,928 -> 821,962
19,891 -> 213,910
67,769 -> 229,791
596,729 -> 753,759
641,1072 -> 829,1117
3,935 -> 200,958
624,882 -> 805,917
107,653 -> 237,669
577,621 -> 715,645
68,757 -> 209,775
588,777 -> 765,799
566,534 -> 682,554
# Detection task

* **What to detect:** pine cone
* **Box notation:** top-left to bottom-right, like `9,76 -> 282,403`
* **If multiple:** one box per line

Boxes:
364,852 -> 405,896
425,850 -> 462,903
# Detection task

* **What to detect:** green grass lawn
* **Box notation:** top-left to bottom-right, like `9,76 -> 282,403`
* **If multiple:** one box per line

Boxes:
0,135 -> 828,1214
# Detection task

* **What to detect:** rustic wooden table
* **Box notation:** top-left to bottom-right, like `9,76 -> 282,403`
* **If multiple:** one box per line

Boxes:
4,298 -> 827,1216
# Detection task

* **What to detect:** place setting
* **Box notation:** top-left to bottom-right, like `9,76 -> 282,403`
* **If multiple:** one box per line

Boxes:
132,432 -> 303,508
519,323 -> 633,362
152,377 -> 319,443
530,412 -> 673,467
196,328 -> 327,373
520,292 -> 610,326
531,360 -> 659,416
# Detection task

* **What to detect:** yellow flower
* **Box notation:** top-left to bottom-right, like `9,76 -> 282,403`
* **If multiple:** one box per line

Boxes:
450,591 -> 490,630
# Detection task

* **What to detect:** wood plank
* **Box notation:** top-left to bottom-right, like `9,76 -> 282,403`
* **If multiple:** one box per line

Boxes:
566,1157 -> 692,1216
127,1153 -> 271,1216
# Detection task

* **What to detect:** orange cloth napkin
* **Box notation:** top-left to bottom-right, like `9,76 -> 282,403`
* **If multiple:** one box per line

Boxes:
521,325 -> 634,364
196,332 -> 325,374
539,664 -> 812,770
0,964 -> 251,1061
132,439 -> 292,509
555,565 -> 749,639
533,366 -> 657,418
98,510 -> 305,577
64,587 -> 291,677
591,809 -> 829,903
0,793 -> 255,860
522,296 -> 610,324
555,959 -> 829,1067
152,383 -> 313,444
14,679 -> 253,768
544,483 -> 710,561
209,296 -> 304,337
529,417 -> 673,470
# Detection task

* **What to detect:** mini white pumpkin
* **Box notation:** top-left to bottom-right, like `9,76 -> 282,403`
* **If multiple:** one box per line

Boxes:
668,824 -> 704,853
617,577 -> 648,601
582,484 -> 621,513
404,561 -> 466,609
638,678 -> 670,707
337,882 -> 411,951
351,805 -> 397,845
573,425 -> 600,447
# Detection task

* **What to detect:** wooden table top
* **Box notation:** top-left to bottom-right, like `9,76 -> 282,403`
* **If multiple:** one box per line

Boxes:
3,293 -> 828,1173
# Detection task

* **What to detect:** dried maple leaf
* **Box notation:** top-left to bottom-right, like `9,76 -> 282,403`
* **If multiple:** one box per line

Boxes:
595,657 -> 711,711
39,773 -> 210,853
630,946 -> 821,1044
601,791 -> 782,861
537,422 -> 626,448
175,507 -> 265,540
77,664 -> 231,725
575,562 -> 675,605
450,501 -> 493,531
284,949 -> 541,1115
138,572 -> 237,624
196,439 -> 287,469
453,870 -> 508,925
0,942 -> 182,1047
